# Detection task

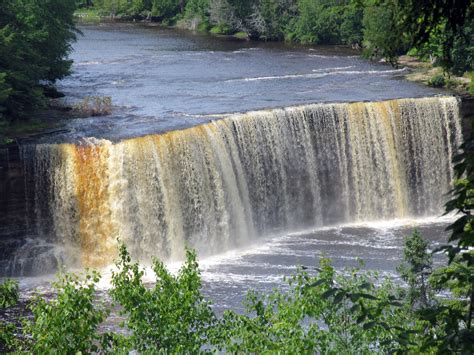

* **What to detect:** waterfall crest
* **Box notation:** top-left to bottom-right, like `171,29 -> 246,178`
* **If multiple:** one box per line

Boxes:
8,97 -> 463,273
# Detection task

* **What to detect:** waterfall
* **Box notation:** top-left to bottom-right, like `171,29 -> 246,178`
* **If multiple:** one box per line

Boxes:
4,96 -> 463,274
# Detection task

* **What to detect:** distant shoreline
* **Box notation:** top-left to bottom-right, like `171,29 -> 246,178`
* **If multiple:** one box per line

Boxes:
74,14 -> 472,97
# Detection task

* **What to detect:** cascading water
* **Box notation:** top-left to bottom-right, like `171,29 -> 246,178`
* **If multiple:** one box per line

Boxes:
1,96 -> 463,276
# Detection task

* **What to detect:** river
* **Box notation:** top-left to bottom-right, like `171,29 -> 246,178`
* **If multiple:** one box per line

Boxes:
50,23 -> 444,142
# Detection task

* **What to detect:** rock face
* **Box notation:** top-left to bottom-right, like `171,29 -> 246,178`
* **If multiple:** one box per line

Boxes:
0,95 -> 471,277
0,146 -> 31,274
460,94 -> 474,136
0,145 -> 62,276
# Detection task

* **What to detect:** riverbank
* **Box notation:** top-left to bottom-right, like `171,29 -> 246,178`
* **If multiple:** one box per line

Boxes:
399,55 -> 473,95
0,96 -> 112,146
74,10 -> 251,40
0,103 -> 70,146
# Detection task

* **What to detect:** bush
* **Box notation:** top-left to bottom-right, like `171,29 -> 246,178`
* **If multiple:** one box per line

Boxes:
428,74 -> 446,87
107,243 -> 216,352
2,217 -> 473,353
210,24 -> 232,35
20,271 -> 107,353
217,259 -> 418,353
0,279 -> 19,308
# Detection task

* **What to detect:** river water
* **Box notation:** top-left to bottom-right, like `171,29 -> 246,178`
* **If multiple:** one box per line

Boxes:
51,23 -> 443,142
4,24 -> 456,314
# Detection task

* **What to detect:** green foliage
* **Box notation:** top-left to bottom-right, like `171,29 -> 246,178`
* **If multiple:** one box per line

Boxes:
0,0 -> 77,121
0,320 -> 17,353
21,270 -> 107,353
151,0 -> 181,18
86,0 -> 470,74
0,279 -> 19,308
233,31 -> 248,39
470,72 -> 474,95
74,8 -> 102,23
339,2 -> 364,46
399,0 -> 472,75
291,0 -> 335,43
76,0 -> 94,8
362,0 -> 407,66
216,259 -> 418,353
427,74 -> 446,88
209,24 -> 231,34
185,0 -> 209,19
423,116 -> 474,353
1,228 -> 473,353
108,243 -> 216,352
397,230 -> 433,308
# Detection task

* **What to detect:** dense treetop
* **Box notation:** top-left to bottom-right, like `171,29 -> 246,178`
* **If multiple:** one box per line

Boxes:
0,0 -> 77,122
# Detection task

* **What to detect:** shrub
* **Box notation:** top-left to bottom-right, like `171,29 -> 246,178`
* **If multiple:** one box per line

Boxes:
20,271 -> 107,353
0,279 -> 19,309
216,259 -> 418,353
108,243 -> 217,352
210,24 -> 232,35
428,74 -> 446,87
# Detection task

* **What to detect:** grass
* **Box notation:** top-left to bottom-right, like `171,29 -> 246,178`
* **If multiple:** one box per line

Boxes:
233,31 -> 249,39
400,55 -> 472,94
0,119 -> 54,145
74,9 -> 102,24
210,24 -> 232,35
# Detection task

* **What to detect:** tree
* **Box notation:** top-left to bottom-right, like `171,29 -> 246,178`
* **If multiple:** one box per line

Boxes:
108,243 -> 217,352
362,0 -> 408,66
151,0 -> 182,18
0,0 -> 77,122
20,271 -> 107,353
339,1 -> 364,46
416,118 -> 474,353
399,0 -> 472,73
397,230 -> 433,309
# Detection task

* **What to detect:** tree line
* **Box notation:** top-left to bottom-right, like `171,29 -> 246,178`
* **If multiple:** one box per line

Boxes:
81,0 -> 472,74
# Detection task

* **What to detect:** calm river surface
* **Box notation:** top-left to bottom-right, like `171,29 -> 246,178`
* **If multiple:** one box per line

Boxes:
12,24 -> 451,314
